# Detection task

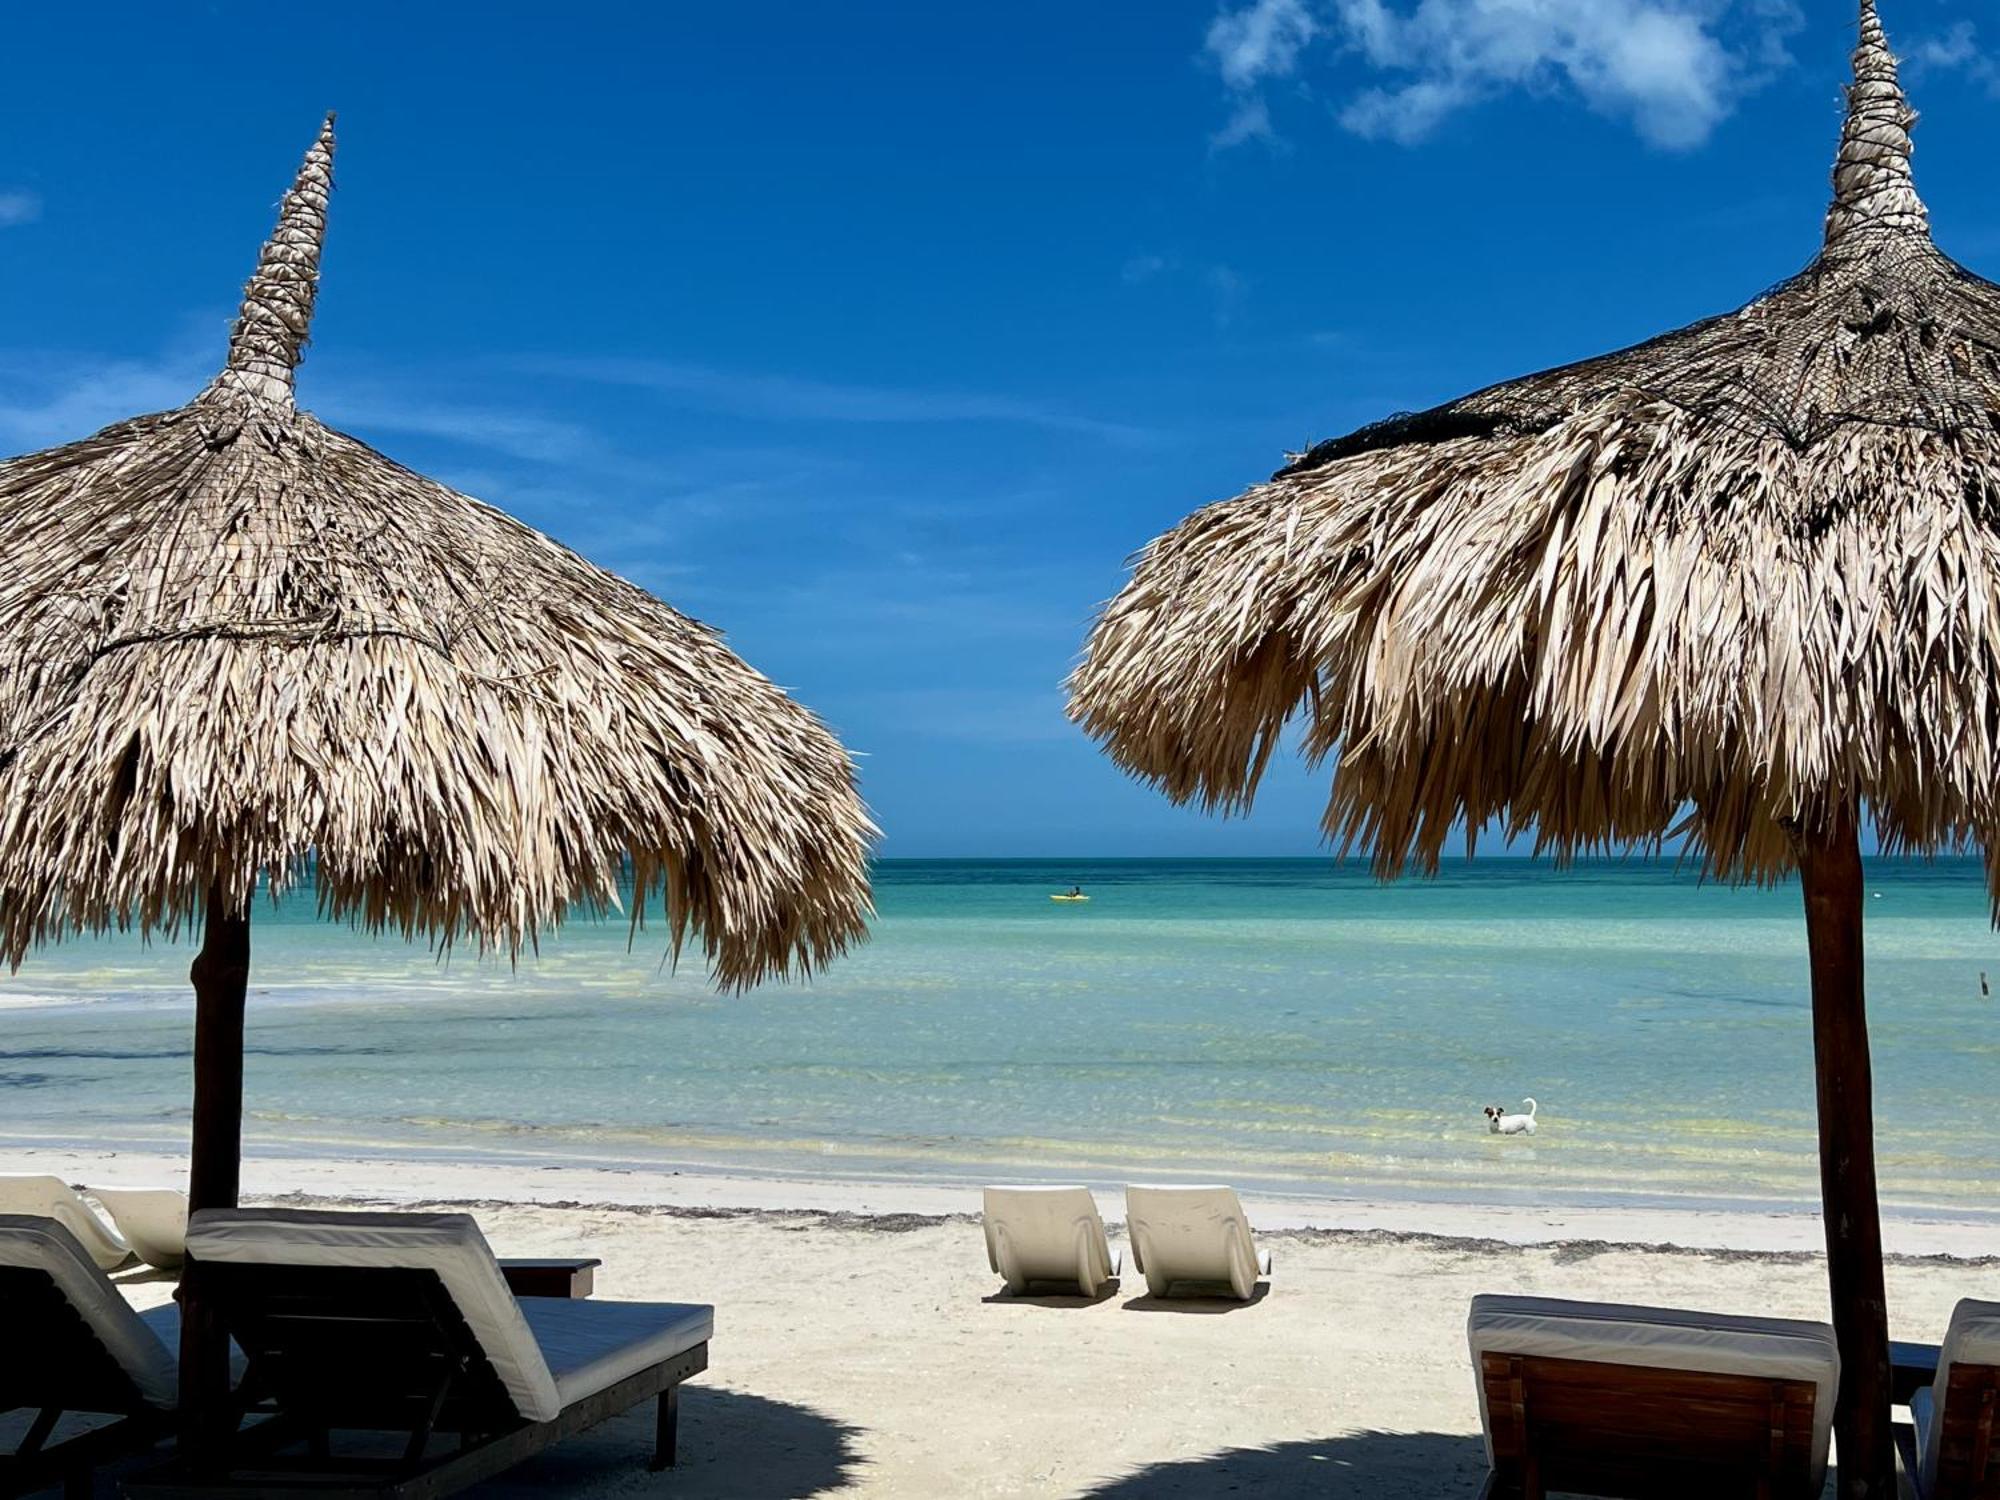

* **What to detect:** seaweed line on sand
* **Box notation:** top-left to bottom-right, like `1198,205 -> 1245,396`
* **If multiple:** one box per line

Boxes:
258,1192 -> 2000,1266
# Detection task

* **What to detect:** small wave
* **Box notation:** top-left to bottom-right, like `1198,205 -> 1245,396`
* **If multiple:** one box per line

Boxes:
0,992 -> 105,1011
0,1072 -> 91,1089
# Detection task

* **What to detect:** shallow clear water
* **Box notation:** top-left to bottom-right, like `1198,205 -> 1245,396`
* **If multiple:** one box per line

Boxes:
3,857 -> 1998,1215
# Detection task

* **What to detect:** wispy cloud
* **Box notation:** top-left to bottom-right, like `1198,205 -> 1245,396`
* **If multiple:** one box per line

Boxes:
0,191 -> 41,229
2,332 -> 1146,473
1204,0 -> 1800,152
1909,20 -> 1998,94
515,356 -> 1145,443
0,343 -> 685,536
0,348 -> 207,448
1206,0 -> 1320,149
317,391 -> 605,466
1119,254 -> 1249,329
1209,0 -> 1321,89
1338,0 -> 1750,149
1912,19 -> 1979,71
1207,266 -> 1247,328
0,333 -> 619,474
0,335 -> 1125,816
1212,95 -> 1281,151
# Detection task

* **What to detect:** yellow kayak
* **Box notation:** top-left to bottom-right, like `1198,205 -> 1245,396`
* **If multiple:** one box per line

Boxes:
1049,894 -> 1090,903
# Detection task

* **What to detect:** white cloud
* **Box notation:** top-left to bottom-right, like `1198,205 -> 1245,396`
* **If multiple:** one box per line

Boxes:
1204,0 -> 1799,153
1207,0 -> 1320,90
1205,0 -> 1319,149
1912,20 -> 1979,71
1212,95 -> 1280,150
1334,0 -> 1743,149
1340,77 -> 1473,144
1909,20 -> 1997,94
0,192 -> 41,229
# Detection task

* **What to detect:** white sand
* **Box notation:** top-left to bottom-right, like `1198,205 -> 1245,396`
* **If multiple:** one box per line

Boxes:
43,1147 -> 1997,1496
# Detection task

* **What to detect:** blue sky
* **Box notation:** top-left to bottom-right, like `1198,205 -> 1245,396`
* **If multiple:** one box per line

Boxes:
1,1 -> 1996,857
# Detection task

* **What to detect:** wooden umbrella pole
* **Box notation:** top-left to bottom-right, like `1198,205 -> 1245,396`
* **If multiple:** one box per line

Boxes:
1794,806 -> 1894,1498
177,881 -> 251,1456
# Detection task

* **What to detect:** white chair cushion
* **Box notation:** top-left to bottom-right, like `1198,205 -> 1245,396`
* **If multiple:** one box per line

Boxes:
1124,1184 -> 1264,1299
188,1208 -> 563,1423
88,1186 -> 188,1271
982,1186 -> 1118,1293
1467,1294 -> 1839,1492
0,1175 -> 131,1271
518,1298 -> 713,1407
1921,1298 -> 2000,1494
0,1214 -> 176,1409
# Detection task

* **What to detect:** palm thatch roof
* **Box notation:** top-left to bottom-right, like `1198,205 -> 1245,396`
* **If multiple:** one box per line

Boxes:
0,116 -> 874,987
1070,2 -> 2000,900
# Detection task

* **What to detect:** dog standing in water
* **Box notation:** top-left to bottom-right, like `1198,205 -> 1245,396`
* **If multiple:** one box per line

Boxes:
1484,1099 -> 1538,1136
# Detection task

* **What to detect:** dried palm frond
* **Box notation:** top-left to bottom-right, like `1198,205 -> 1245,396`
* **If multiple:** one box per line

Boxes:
0,115 -> 874,987
1070,2 -> 2000,904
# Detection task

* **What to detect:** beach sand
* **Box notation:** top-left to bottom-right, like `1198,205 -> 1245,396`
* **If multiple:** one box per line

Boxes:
49,1148 -> 1995,1497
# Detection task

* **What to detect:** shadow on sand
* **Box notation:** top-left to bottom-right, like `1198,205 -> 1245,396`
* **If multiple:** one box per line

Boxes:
980,1281 -> 1272,1312
1079,1430 -> 1490,1498
1121,1282 -> 1271,1313
982,1278 -> 1123,1308
69,1390 -> 862,1499
391,1388 -> 862,1499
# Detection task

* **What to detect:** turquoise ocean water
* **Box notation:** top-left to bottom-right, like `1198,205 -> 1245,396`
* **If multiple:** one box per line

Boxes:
2,858 -> 1998,1217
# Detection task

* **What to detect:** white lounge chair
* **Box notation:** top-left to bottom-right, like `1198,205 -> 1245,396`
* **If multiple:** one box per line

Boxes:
1467,1294 -> 1839,1498
128,1207 -> 712,1497
1897,1297 -> 2000,1497
0,1213 -> 180,1493
1123,1184 -> 1270,1300
982,1185 -> 1120,1296
0,1173 -> 130,1271
87,1185 -> 188,1270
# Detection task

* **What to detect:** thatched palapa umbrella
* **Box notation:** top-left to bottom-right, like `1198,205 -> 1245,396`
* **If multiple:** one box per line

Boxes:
0,116 -> 873,1417
1070,5 -> 1984,1492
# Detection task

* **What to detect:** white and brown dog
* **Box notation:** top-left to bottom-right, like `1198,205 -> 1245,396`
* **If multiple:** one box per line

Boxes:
1483,1099 -> 1538,1135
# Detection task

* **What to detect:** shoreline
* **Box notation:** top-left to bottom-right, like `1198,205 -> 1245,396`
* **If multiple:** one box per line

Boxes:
24,1142 -> 2000,1259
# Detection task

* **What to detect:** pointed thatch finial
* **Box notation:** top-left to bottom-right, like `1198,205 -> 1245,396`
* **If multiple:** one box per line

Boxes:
1824,0 -> 1928,248
212,114 -> 335,406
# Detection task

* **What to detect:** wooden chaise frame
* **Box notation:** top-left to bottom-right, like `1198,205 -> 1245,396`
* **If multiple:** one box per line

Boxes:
1893,1348 -> 2000,1499
128,1261 -> 707,1499
0,1262 -> 173,1499
1476,1351 -> 1821,1499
